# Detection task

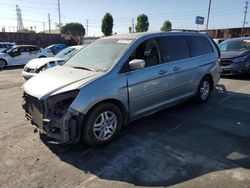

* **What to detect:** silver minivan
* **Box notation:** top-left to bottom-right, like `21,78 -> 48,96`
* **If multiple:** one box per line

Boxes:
22,31 -> 220,146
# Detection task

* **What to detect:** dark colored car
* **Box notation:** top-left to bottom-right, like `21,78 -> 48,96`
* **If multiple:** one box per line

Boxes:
219,37 -> 250,76
45,44 -> 68,55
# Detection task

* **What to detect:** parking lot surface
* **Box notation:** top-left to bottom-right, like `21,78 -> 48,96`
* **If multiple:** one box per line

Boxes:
0,67 -> 250,188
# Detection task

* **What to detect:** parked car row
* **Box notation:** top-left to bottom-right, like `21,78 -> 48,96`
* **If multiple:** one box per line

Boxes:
22,45 -> 85,80
0,45 -> 53,69
0,43 -> 69,69
22,31 -> 221,146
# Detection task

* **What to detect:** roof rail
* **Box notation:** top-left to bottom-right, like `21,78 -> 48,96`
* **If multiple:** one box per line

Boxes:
164,29 -> 199,32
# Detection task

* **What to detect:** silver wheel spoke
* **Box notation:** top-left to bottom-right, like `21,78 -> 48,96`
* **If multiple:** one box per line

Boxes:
200,81 -> 210,100
93,111 -> 118,141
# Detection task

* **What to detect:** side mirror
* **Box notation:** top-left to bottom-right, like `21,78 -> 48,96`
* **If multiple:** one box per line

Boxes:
129,59 -> 145,71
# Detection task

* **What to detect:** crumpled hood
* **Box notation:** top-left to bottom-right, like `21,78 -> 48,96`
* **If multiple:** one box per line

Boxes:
220,50 -> 249,59
25,57 -> 64,69
23,66 -> 102,100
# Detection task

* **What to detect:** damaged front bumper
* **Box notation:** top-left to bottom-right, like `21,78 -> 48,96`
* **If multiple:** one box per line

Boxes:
22,91 -> 84,144
25,108 -> 84,144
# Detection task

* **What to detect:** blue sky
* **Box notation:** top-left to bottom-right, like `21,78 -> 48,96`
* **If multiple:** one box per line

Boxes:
0,0 -> 248,36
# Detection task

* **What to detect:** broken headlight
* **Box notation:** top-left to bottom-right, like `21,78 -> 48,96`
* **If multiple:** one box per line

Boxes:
47,89 -> 79,118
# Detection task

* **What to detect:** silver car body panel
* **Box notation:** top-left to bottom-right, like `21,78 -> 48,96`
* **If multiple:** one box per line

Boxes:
22,31 -> 220,143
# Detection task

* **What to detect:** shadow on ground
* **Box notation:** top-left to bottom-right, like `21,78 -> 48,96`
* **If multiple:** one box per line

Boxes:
41,84 -> 250,187
0,65 -> 24,71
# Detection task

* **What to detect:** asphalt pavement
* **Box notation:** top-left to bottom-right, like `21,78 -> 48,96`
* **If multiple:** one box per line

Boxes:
0,67 -> 250,188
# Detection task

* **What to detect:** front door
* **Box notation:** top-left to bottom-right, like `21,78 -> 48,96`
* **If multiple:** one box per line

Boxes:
125,38 -> 171,119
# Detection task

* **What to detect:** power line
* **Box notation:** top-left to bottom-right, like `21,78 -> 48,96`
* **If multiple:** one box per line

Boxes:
17,0 -> 57,5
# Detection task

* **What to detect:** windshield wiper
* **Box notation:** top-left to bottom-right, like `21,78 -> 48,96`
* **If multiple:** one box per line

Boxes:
72,66 -> 95,72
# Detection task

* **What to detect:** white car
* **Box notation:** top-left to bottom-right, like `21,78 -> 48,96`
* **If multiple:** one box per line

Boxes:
22,45 -> 84,80
0,42 -> 15,53
0,45 -> 53,69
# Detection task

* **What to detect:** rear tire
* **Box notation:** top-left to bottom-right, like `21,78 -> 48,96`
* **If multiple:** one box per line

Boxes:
0,59 -> 7,69
82,103 -> 123,147
195,77 -> 212,103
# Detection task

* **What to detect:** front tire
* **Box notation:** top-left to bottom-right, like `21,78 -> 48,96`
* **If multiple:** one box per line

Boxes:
195,77 -> 211,103
82,103 -> 123,147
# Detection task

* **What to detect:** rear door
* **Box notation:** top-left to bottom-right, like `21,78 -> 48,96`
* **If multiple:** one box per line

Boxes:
186,36 -> 216,90
125,38 -> 171,119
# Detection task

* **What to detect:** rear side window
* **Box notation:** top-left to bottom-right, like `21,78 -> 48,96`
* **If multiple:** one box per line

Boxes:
187,36 -> 214,57
160,36 -> 190,62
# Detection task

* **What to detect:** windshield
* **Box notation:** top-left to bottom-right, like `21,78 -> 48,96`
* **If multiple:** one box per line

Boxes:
63,39 -> 131,72
219,39 -> 250,52
4,46 -> 15,53
55,47 -> 81,59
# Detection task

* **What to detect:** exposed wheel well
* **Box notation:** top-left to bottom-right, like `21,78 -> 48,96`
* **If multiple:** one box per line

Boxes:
39,56 -> 46,58
85,99 -> 129,125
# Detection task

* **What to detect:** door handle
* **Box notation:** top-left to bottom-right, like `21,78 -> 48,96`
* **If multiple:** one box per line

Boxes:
158,69 -> 168,75
173,66 -> 181,71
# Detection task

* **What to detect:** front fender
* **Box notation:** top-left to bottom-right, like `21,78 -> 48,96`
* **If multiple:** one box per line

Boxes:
70,73 -> 129,115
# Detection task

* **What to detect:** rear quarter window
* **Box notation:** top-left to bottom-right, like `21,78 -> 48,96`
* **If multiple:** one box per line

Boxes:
187,36 -> 214,57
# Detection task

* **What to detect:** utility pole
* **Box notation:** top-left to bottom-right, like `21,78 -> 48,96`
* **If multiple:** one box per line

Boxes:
206,0 -> 212,30
58,0 -> 62,32
132,18 -> 135,33
242,1 -> 249,36
43,22 -> 45,32
86,19 -> 88,37
48,13 -> 51,33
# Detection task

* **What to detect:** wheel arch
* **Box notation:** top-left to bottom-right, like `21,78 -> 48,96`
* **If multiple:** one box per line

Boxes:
202,73 -> 214,91
0,58 -> 7,68
84,98 -> 129,125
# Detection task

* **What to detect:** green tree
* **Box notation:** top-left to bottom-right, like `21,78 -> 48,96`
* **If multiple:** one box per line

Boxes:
101,13 -> 114,36
62,22 -> 85,44
161,20 -> 172,31
135,14 -> 149,32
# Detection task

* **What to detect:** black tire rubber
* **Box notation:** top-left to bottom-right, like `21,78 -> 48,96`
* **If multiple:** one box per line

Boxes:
38,56 -> 46,58
0,59 -> 7,69
82,102 -> 123,147
195,76 -> 212,104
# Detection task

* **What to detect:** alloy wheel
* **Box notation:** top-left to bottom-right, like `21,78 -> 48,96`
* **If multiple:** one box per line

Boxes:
93,111 -> 117,141
200,80 -> 210,101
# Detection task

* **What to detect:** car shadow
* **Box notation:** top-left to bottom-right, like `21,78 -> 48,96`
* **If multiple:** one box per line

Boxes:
41,85 -> 250,187
0,65 -> 24,71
